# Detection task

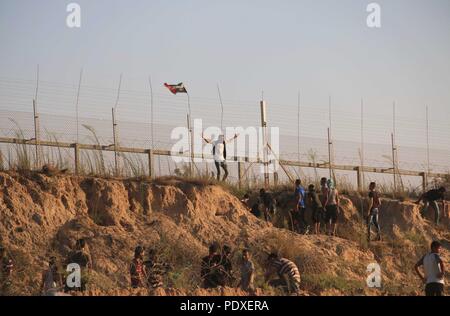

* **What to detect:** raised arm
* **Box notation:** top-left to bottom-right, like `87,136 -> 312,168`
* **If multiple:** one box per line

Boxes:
226,133 -> 239,143
202,133 -> 212,144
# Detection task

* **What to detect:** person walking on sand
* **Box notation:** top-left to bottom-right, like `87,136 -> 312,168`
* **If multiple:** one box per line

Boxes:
307,184 -> 323,235
367,182 -> 382,242
415,187 -> 446,225
202,133 -> 240,181
414,241 -> 445,296
324,179 -> 339,236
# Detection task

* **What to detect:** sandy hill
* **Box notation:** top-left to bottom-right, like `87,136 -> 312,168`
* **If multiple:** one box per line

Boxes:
0,171 -> 448,296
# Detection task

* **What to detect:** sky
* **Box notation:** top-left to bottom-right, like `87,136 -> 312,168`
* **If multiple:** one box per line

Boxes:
0,0 -> 449,172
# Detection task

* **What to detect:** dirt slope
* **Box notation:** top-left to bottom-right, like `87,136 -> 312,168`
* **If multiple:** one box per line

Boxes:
0,171 -> 448,296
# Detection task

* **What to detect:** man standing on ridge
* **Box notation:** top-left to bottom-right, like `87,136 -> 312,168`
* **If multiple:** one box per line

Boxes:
307,184 -> 323,235
320,177 -> 329,213
259,188 -> 276,222
324,179 -> 339,236
367,182 -> 382,242
202,133 -> 240,181
294,179 -> 308,234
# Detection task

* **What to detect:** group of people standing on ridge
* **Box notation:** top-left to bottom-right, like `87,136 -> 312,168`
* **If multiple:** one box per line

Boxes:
242,177 -> 342,237
244,178 -> 446,244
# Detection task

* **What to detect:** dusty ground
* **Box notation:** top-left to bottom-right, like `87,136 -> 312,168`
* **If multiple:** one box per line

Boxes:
0,171 -> 448,296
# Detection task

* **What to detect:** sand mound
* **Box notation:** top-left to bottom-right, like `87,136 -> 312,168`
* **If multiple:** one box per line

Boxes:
0,171 -> 448,296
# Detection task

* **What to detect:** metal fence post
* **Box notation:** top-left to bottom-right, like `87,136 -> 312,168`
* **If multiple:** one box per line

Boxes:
355,166 -> 362,192
420,172 -> 427,192
238,158 -> 244,189
74,143 -> 80,175
147,149 -> 154,179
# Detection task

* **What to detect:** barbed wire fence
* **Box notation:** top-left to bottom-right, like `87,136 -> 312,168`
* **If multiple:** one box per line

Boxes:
0,76 -> 449,193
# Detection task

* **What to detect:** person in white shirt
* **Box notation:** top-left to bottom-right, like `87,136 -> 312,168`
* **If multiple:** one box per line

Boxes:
414,240 -> 445,296
202,133 -> 239,181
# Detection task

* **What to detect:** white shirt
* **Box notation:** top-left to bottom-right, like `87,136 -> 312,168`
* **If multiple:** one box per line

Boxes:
421,252 -> 444,284
212,140 -> 225,162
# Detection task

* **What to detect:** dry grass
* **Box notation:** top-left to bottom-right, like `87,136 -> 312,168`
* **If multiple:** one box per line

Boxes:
0,127 -> 448,200
82,124 -> 106,176
7,120 -> 33,170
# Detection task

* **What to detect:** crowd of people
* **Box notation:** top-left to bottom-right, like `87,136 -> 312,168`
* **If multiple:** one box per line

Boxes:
124,176 -> 446,296
242,177 -> 343,237
127,242 -> 301,295
243,178 -> 447,242
0,168 -> 447,296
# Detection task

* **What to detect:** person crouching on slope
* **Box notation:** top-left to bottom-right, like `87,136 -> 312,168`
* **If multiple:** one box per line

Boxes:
265,253 -> 301,296
415,187 -> 446,225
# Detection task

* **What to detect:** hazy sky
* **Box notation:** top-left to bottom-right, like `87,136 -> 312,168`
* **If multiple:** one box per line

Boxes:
0,0 -> 449,156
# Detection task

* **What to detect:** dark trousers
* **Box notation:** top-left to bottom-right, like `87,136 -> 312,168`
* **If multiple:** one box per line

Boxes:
214,161 -> 229,181
425,282 -> 444,296
292,207 -> 307,233
421,200 -> 440,225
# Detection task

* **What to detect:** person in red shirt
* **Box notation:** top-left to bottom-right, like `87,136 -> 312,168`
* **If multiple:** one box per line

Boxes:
130,245 -> 147,288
